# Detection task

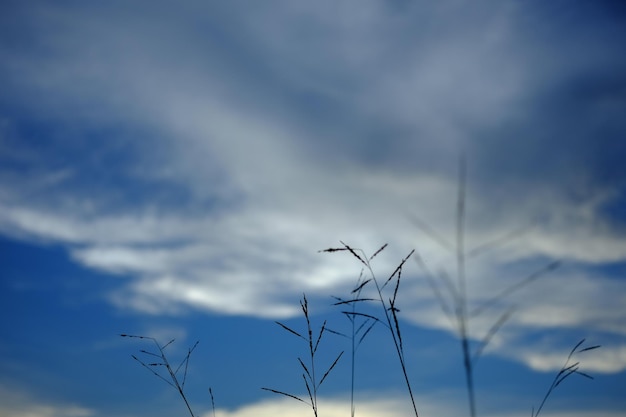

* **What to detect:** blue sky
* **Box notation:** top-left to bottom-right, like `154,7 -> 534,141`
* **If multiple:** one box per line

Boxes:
1,1 -> 625,416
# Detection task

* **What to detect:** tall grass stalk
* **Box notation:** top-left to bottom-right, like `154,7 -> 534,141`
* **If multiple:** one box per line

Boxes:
331,250 -> 384,417
262,294 -> 344,417
322,243 -> 419,417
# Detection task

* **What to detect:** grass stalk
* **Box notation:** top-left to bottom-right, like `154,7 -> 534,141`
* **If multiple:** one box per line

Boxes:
323,243 -> 420,417
331,252 -> 382,417
532,339 -> 600,417
120,334 -> 199,417
262,294 -> 344,417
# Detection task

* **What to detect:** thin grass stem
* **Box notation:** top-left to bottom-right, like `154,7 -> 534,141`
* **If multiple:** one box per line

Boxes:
325,243 -> 420,417
121,334 -> 198,417
263,294 -> 343,417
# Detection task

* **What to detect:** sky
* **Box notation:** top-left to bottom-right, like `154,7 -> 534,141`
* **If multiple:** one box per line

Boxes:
1,1 -> 625,416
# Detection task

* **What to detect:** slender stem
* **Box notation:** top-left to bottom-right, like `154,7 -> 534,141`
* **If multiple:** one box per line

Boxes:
350,306 -> 356,417
456,157 -> 476,417
324,244 -> 419,417
123,335 -> 198,417
368,262 -> 420,417
303,297 -> 319,417
461,326 -> 475,417
156,341 -> 196,417
179,385 -> 196,417
311,333 -> 318,417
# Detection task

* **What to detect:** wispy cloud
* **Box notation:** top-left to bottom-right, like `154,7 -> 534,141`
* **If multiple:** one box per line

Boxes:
208,395 -> 461,417
1,0 -> 625,379
206,395 -> 623,417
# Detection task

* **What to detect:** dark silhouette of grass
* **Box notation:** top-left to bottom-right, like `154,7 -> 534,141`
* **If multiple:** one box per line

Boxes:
262,293 -> 344,417
323,244 -> 599,417
532,339 -> 600,417
120,334 -> 201,417
322,242 -> 420,417
331,252 -> 383,417
317,158 -> 599,416
121,160 -> 600,417
121,260 -> 599,417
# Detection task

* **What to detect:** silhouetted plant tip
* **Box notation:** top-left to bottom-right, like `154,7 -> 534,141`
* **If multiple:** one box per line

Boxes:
262,294 -> 344,417
339,311 -> 384,323
382,248 -> 415,291
209,387 -> 216,417
120,334 -> 199,417
370,243 -> 388,260
531,339 -> 601,417
333,297 -> 376,306
275,321 -> 304,339
351,279 -> 372,294
263,387 -> 308,404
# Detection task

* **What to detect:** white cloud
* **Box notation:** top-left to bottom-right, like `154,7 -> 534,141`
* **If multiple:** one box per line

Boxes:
206,395 -> 458,417
1,0 -> 625,378
203,394 -> 622,417
2,163 -> 625,341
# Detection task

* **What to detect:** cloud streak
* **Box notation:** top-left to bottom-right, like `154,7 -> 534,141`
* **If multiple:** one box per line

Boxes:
1,0 -> 625,380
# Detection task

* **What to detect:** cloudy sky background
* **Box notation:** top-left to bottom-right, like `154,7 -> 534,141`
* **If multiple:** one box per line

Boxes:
1,1 -> 625,416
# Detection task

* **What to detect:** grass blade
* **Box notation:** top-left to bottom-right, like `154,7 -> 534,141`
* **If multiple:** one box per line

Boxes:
319,351 -> 344,387
276,321 -> 304,339
261,388 -> 307,404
